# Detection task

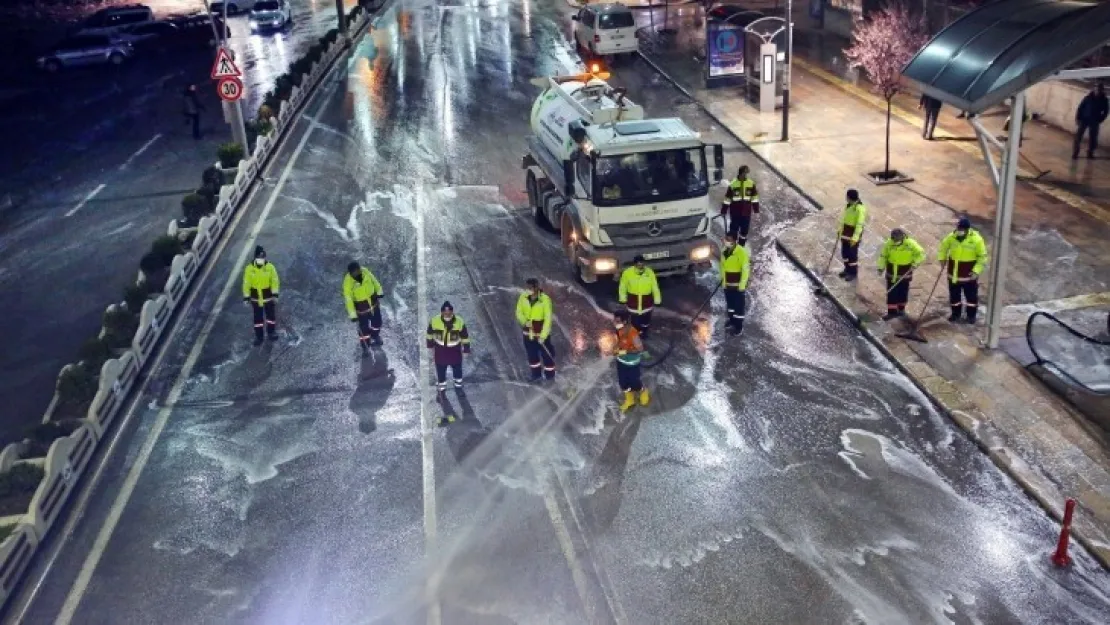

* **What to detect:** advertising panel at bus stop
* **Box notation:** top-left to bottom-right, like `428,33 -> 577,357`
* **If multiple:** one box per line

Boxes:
706,21 -> 744,83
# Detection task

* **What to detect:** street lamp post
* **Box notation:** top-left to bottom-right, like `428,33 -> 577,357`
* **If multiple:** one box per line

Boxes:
201,0 -> 249,151
335,0 -> 349,42
782,0 -> 792,141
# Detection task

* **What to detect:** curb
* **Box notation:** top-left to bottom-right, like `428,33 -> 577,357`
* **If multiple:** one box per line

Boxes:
635,49 -> 828,213
636,42 -> 1110,571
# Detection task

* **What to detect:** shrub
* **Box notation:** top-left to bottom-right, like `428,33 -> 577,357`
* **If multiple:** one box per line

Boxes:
217,142 -> 245,168
139,251 -> 164,277
102,307 -> 138,349
305,44 -> 324,65
262,91 -> 282,116
181,193 -> 210,225
274,74 -> 294,99
258,104 -> 274,121
123,282 -> 151,313
0,463 -> 45,499
23,420 -> 82,458
202,165 -> 224,189
57,364 -> 97,408
151,234 -> 184,267
77,336 -> 111,373
323,28 -> 339,45
290,57 -> 312,78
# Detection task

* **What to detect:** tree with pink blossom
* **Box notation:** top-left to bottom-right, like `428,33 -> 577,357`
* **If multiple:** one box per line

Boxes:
845,2 -> 930,181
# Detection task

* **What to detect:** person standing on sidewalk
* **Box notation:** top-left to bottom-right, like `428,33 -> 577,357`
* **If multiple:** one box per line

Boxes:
919,94 -> 942,140
938,217 -> 988,324
182,84 -> 204,140
343,261 -> 384,354
426,301 -> 470,398
877,229 -> 925,321
838,189 -> 867,281
242,246 -> 280,345
516,278 -> 556,381
618,255 -> 661,339
720,232 -> 751,336
1073,83 -> 1108,159
721,165 -> 760,244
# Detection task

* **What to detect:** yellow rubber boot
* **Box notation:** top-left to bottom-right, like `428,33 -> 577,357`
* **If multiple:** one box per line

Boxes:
620,391 -> 636,413
639,388 -> 651,406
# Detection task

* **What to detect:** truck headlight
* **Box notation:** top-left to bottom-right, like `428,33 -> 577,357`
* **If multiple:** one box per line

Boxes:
690,244 -> 712,262
594,258 -> 617,273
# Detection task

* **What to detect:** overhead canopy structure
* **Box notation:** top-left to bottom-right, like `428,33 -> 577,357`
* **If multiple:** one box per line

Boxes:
902,0 -> 1110,114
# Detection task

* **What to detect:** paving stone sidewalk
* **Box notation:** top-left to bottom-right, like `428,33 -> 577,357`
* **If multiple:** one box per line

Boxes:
637,18 -> 1110,566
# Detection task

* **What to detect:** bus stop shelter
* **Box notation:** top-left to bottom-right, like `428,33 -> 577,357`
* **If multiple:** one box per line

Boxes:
901,0 -> 1110,348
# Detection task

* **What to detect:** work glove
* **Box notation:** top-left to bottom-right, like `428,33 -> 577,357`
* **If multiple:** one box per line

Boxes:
462,345 -> 471,355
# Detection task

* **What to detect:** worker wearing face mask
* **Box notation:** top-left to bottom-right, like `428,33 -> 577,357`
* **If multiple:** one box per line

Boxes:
343,261 -> 385,354
720,232 -> 751,335
937,217 -> 989,324
618,255 -> 662,339
426,301 -> 470,398
613,309 -> 649,413
515,278 -> 555,381
877,228 -> 926,321
242,245 -> 280,345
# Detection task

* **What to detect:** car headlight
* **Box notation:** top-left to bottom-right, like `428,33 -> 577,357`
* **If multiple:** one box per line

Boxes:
690,244 -> 712,262
594,258 -> 617,273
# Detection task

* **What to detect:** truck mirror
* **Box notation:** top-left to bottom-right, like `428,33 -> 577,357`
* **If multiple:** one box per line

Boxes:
714,169 -> 723,183
562,160 -> 576,196
713,144 -> 724,168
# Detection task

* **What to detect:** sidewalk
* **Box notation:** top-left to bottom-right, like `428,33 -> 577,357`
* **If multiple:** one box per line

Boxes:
639,18 -> 1110,566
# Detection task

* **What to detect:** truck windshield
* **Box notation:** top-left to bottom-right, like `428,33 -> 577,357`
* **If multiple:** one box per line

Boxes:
592,148 -> 708,206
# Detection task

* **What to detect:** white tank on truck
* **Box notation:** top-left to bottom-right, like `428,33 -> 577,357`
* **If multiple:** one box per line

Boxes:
522,67 -> 725,283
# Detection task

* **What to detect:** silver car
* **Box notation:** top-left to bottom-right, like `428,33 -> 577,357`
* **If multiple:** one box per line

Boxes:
36,34 -> 135,73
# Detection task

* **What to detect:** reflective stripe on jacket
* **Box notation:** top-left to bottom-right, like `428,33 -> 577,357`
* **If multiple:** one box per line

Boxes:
839,201 -> 867,243
720,245 -> 751,290
877,237 -> 926,281
723,177 -> 760,216
938,229 -> 988,283
618,266 -> 661,313
242,262 -> 280,304
515,292 -> 553,341
343,268 -> 383,319
426,314 -> 470,365
615,325 -> 643,366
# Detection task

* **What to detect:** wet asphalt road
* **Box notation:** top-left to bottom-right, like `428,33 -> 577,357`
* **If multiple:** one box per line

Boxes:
0,0 -> 357,440
11,0 -> 1110,623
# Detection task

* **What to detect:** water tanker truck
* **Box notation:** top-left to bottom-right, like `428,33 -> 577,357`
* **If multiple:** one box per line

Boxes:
522,69 -> 724,282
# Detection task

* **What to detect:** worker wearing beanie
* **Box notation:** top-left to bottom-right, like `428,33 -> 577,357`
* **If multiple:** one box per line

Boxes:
426,301 -> 470,397
937,216 -> 989,324
242,245 -> 280,345
877,228 -> 925,320
343,261 -> 385,353
838,189 -> 867,281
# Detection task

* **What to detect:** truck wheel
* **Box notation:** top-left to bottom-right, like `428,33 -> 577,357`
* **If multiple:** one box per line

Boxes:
562,215 -> 584,283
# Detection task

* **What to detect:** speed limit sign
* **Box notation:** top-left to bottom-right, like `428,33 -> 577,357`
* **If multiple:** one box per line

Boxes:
216,77 -> 244,102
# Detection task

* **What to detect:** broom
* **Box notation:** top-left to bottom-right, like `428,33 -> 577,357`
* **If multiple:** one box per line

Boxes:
896,269 -> 945,343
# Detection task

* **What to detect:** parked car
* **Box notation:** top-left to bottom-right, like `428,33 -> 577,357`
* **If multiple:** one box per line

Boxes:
573,3 -> 638,59
118,21 -> 179,45
248,0 -> 292,33
210,0 -> 259,15
36,35 -> 135,73
72,4 -> 154,37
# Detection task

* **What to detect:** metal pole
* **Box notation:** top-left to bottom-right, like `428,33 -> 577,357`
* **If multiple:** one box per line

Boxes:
335,0 -> 349,42
202,1 -> 250,150
985,92 -> 1024,348
781,0 -> 792,141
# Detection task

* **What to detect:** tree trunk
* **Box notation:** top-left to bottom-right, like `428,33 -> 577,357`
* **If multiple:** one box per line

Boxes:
884,97 -> 892,176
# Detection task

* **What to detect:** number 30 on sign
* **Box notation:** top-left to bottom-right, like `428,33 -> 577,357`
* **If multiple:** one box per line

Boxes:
217,77 -> 244,102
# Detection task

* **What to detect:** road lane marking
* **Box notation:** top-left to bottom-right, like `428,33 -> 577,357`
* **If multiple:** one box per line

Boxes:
63,184 -> 105,218
118,134 -> 163,171
54,120 -> 319,625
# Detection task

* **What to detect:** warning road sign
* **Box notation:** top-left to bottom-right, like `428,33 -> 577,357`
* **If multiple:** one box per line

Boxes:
216,77 -> 244,102
210,48 -> 242,80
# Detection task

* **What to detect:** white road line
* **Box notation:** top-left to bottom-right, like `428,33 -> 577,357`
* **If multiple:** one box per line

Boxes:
63,184 -> 105,218
54,120 -> 318,625
118,133 -> 163,171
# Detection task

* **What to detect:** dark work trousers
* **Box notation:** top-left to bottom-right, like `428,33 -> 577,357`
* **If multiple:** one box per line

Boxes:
523,336 -> 556,380
922,105 -> 940,139
728,213 -> 752,244
631,310 -> 653,338
251,301 -> 277,340
435,363 -> 463,390
840,238 -> 860,277
616,362 -> 643,392
188,113 -> 201,139
886,276 -> 911,315
724,287 -> 746,333
948,280 -> 980,322
354,303 -> 382,343
1074,122 -> 1101,157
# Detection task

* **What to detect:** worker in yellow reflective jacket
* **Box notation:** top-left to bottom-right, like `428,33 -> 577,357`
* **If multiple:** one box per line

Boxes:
426,301 -> 470,398
937,217 -> 989,324
877,228 -> 926,320
516,278 -> 555,381
618,255 -> 662,338
838,189 -> 867,281
720,232 -> 751,336
242,245 -> 280,345
343,261 -> 384,354
721,165 -> 760,244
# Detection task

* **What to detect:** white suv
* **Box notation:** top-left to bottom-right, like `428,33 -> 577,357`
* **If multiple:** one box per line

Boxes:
248,0 -> 292,32
573,3 -> 638,59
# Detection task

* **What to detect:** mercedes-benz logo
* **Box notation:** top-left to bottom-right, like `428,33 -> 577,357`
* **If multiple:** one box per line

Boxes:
647,221 -> 663,237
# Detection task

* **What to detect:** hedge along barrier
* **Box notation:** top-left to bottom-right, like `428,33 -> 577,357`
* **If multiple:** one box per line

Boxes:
27,423 -> 97,540
0,524 -> 37,607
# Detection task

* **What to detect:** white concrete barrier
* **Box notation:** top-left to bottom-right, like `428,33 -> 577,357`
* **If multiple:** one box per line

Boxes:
27,424 -> 97,541
192,214 -> 222,263
243,156 -> 258,183
290,85 -> 301,104
167,219 -> 179,238
216,195 -> 234,226
0,524 -> 37,608
86,351 -> 139,437
171,251 -> 199,285
132,295 -> 169,364
0,444 -> 20,472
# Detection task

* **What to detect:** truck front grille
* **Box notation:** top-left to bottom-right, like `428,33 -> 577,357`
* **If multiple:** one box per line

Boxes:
603,215 -> 704,247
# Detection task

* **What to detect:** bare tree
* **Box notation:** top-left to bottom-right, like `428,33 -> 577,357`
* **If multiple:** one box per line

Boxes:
845,2 -> 930,180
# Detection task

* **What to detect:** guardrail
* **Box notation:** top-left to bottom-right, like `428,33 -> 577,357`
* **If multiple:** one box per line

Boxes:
0,6 -> 378,610
1024,310 -> 1110,395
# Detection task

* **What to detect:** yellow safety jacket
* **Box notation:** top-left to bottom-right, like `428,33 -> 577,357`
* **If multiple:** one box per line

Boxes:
726,177 -> 759,203
938,229 -> 988,284
242,262 -> 280,305
877,237 -> 926,282
618,266 -> 661,313
839,201 -> 867,244
720,245 -> 751,290
343,268 -> 383,319
515,292 -> 553,341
